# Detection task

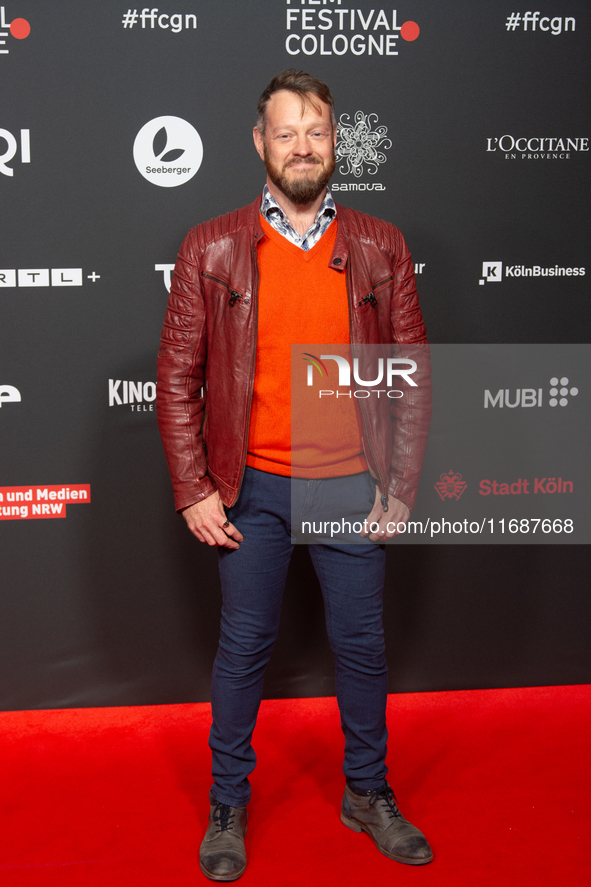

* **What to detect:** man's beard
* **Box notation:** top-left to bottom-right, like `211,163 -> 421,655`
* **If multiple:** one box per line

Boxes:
263,145 -> 336,206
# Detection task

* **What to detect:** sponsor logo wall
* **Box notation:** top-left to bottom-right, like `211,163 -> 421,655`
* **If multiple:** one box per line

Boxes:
0,0 -> 589,708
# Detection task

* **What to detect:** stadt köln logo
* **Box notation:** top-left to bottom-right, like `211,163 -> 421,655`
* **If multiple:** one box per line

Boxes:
435,472 -> 468,501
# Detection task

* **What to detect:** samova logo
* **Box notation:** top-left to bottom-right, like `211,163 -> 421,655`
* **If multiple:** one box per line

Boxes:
133,116 -> 203,187
303,352 -> 417,398
334,110 -> 391,186
0,383 -> 20,406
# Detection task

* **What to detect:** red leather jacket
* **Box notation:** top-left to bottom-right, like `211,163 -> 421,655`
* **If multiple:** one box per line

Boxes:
157,196 -> 431,513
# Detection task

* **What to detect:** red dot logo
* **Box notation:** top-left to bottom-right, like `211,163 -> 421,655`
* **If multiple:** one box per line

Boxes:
10,18 -> 30,39
400,21 -> 420,41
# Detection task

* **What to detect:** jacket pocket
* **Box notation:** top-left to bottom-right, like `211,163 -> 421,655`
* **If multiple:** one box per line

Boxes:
201,271 -> 250,307
356,275 -> 393,308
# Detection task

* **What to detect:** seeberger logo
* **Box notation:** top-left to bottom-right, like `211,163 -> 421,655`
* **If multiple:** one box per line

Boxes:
486,135 -> 588,161
479,261 -> 585,285
133,116 -> 203,187
0,484 -> 91,520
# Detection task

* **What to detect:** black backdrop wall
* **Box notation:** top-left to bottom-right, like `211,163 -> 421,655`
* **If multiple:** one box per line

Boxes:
1,1 -> 589,711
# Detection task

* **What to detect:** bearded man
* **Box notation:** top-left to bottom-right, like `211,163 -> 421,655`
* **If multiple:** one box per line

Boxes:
157,69 -> 432,881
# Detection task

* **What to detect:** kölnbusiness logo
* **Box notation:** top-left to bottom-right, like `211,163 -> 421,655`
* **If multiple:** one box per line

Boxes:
480,261 -> 585,285
133,116 -> 203,187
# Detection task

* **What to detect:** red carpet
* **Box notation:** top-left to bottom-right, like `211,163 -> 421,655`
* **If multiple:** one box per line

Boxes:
0,685 -> 589,886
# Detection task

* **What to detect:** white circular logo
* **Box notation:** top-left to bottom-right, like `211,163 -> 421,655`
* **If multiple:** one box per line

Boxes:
133,116 -> 203,188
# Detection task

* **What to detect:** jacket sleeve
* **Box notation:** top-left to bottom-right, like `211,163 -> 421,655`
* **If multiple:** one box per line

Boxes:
156,228 -> 217,512
386,228 -> 432,511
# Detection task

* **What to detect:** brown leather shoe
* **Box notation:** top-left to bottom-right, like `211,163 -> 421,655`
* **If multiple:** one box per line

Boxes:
199,799 -> 247,882
341,781 -> 433,865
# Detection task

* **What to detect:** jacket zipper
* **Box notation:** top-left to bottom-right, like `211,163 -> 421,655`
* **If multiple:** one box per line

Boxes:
232,236 -> 260,506
201,271 -> 245,307
347,266 -> 389,512
357,275 -> 393,308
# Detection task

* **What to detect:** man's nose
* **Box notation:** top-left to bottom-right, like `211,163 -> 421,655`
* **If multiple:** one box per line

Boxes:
292,134 -> 313,156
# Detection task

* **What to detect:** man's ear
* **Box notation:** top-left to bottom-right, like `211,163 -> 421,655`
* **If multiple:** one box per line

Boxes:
253,127 -> 265,162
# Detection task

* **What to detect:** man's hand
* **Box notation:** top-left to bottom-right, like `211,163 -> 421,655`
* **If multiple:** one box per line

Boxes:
181,491 -> 243,549
360,486 -> 410,542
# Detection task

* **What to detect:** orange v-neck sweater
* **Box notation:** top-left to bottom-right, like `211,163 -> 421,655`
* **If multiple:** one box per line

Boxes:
246,214 -> 367,478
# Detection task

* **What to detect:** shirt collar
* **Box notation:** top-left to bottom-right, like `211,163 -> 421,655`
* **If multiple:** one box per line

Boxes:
260,184 -> 336,229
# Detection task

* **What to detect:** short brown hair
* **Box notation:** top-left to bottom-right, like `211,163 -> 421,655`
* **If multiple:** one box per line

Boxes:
256,69 -> 336,134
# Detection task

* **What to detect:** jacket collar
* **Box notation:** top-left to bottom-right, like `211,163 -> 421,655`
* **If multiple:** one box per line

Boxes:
329,201 -> 352,271
248,193 -> 351,271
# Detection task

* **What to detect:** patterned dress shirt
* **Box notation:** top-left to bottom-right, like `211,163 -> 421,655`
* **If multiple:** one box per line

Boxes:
260,184 -> 336,251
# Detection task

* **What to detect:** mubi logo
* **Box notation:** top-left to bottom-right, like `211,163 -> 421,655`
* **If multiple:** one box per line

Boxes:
0,384 -> 21,406
483,376 -> 579,409
548,376 -> 578,407
133,116 -> 202,187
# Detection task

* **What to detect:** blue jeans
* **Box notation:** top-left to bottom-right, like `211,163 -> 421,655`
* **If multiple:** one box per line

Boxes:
210,467 -> 388,807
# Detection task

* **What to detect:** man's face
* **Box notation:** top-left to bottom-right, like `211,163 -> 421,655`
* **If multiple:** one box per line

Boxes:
253,89 -> 336,205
